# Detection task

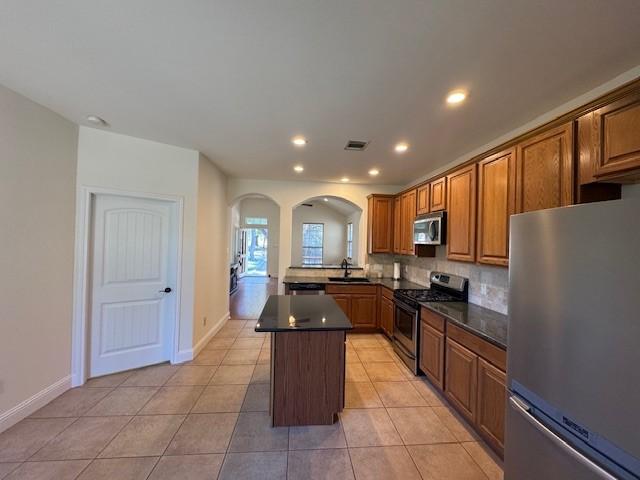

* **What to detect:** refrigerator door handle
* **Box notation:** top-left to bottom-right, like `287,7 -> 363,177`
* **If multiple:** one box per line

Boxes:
509,396 -> 618,480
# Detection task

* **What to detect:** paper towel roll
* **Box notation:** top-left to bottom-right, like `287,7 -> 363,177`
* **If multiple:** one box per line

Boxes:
393,262 -> 401,280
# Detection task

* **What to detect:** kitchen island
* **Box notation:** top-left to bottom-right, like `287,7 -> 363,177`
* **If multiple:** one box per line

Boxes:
255,295 -> 353,427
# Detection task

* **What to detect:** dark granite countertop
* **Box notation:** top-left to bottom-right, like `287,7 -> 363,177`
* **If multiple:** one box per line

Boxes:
282,276 -> 426,291
255,295 -> 353,332
420,301 -> 508,349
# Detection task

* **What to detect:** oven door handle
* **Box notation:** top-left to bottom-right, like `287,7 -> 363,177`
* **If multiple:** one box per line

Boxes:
394,298 -> 418,315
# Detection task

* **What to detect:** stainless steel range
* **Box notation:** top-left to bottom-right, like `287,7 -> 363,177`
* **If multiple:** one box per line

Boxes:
393,272 -> 468,374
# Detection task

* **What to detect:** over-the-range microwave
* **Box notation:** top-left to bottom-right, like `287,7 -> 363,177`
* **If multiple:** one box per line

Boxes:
414,211 -> 446,245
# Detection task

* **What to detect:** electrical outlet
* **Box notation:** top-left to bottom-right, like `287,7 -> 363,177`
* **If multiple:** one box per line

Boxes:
203,316 -> 207,326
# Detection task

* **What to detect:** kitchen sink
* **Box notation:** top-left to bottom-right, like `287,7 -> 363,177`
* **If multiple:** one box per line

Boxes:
327,277 -> 371,283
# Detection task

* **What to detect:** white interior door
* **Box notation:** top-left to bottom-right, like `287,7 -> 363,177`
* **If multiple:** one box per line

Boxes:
89,194 -> 177,377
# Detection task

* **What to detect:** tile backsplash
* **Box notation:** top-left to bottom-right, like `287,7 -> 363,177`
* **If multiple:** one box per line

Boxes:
368,249 -> 509,314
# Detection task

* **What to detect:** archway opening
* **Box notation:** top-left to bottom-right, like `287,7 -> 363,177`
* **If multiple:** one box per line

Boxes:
290,196 -> 362,268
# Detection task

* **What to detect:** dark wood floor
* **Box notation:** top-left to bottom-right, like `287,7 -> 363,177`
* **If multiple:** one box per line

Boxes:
230,276 -> 278,319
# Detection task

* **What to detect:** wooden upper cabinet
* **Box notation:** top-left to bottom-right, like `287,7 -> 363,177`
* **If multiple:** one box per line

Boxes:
515,122 -> 574,213
477,148 -> 516,267
393,195 -> 402,254
367,195 -> 394,254
588,91 -> 640,181
445,338 -> 478,422
429,177 -> 447,211
416,184 -> 430,215
401,189 -> 417,255
477,358 -> 507,455
446,164 -> 477,262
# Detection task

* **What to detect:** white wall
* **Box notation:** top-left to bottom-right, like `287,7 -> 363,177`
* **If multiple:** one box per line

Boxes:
291,203 -> 348,265
347,210 -> 361,263
76,127 -> 199,356
227,179 -> 400,290
239,197 -> 280,277
0,84 -> 78,430
193,154 -> 230,349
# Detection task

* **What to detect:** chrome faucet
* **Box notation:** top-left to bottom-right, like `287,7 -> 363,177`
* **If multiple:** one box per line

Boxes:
341,258 -> 352,278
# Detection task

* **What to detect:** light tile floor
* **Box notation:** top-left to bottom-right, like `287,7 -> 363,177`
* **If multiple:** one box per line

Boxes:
0,322 -> 504,479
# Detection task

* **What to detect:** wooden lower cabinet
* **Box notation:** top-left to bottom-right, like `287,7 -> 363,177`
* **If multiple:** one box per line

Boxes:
477,358 -> 507,453
332,294 -> 351,317
420,322 -> 444,389
379,294 -> 394,337
351,294 -> 377,328
444,337 -> 478,422
326,284 -> 378,331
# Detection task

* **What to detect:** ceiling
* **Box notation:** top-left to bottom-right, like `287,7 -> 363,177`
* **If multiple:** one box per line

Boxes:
2,1 -> 640,185
297,196 -> 360,217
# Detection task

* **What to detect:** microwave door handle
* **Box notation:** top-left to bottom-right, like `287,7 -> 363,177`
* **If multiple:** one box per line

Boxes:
508,396 -> 617,480
428,221 -> 436,241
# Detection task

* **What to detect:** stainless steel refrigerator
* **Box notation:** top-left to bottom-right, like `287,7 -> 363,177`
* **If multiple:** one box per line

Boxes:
506,198 -> 640,479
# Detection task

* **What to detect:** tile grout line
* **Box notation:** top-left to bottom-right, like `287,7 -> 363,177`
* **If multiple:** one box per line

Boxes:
143,365 -> 214,480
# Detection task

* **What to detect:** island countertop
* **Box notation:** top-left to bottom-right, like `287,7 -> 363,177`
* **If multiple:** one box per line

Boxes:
255,295 -> 353,332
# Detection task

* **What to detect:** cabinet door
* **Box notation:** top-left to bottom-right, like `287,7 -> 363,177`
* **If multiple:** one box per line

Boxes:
350,295 -> 377,328
380,295 -> 394,337
393,196 -> 402,254
430,177 -> 447,211
402,190 -> 417,255
445,338 -> 478,422
477,148 -> 516,267
477,359 -> 507,454
416,184 -> 430,215
446,164 -> 477,262
592,92 -> 640,180
331,295 -> 351,318
515,122 -> 573,213
367,195 -> 394,254
420,322 -> 444,390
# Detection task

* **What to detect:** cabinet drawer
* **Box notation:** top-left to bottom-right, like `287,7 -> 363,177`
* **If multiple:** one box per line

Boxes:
325,284 -> 378,295
447,323 -> 506,371
420,307 -> 445,332
381,286 -> 394,301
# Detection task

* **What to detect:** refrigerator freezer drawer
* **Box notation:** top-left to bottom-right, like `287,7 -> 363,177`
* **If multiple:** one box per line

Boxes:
505,396 -> 625,480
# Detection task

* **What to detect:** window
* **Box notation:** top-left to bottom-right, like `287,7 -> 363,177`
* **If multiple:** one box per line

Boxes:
245,217 -> 268,225
346,222 -> 353,259
302,223 -> 324,265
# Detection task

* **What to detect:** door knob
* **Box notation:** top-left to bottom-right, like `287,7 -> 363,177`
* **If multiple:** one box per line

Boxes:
159,287 -> 172,293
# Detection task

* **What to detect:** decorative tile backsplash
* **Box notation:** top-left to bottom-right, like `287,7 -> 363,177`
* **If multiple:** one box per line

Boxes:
368,249 -> 509,314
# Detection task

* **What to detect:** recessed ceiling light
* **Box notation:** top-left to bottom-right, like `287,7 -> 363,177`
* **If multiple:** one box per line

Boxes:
341,177 -> 350,183
394,143 -> 409,153
368,168 -> 380,176
86,115 -> 108,126
323,198 -> 329,202
446,90 -> 467,105
292,136 -> 307,146
294,165 -> 304,173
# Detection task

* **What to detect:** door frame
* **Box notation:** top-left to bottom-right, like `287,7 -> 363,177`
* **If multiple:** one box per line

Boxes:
72,186 -> 184,387
240,226 -> 269,277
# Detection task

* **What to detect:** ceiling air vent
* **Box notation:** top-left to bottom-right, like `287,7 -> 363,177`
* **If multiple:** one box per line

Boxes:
344,140 -> 369,151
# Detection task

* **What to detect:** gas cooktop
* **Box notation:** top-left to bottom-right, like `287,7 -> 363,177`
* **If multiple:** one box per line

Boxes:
394,289 -> 460,303
393,271 -> 468,308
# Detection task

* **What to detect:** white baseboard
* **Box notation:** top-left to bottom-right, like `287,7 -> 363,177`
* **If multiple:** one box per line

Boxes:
174,311 -> 230,364
0,375 -> 72,433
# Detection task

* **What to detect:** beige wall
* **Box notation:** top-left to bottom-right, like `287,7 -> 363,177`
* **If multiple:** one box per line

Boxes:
76,127 -> 200,354
291,202 -> 349,266
0,85 -> 78,427
193,155 -> 230,348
